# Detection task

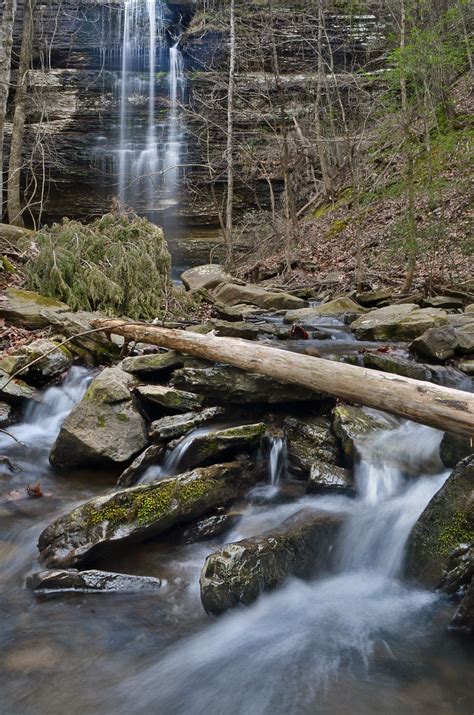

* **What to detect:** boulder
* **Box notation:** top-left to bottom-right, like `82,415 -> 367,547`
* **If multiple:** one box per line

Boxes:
459,360 -> 474,376
149,407 -> 227,442
283,415 -> 339,476
171,366 -> 323,404
211,320 -> 262,341
117,444 -> 165,488
181,513 -> 240,544
423,296 -> 464,309
307,460 -> 354,495
362,352 -> 431,381
0,339 -> 72,386
0,369 -> 39,404
121,351 -> 183,376
166,423 -> 266,472
50,367 -> 148,470
440,433 -> 474,469
465,305 -> 474,314
200,509 -> 343,614
0,288 -> 69,329
135,384 -> 204,413
405,456 -> 474,587
181,264 -> 233,291
332,405 -> 392,463
355,289 -> 392,307
351,304 -> 449,341
38,461 -> 255,568
213,282 -> 306,311
27,569 -> 162,593
0,401 -> 12,427
284,297 -> 366,324
410,326 -> 458,361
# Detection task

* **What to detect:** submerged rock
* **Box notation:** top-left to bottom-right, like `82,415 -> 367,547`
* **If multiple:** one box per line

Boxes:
0,288 -> 69,329
213,282 -> 305,311
200,509 -> 342,614
0,339 -> 72,386
332,405 -> 392,463
121,351 -> 183,376
284,296 -> 366,324
181,264 -> 233,292
351,304 -> 449,341
136,384 -> 204,413
50,367 -> 147,470
283,415 -> 339,476
405,456 -> 474,587
307,460 -> 354,495
171,366 -> 322,404
27,569 -> 162,593
38,461 -> 255,568
149,407 -> 227,443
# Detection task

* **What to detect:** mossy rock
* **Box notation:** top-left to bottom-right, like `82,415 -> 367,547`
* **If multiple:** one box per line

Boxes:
38,461 -> 255,568
405,456 -> 474,587
0,339 -> 72,387
0,369 -> 40,405
0,288 -> 69,330
362,352 -> 431,382
284,415 -> 340,477
121,351 -> 183,376
149,407 -> 227,442
136,384 -> 204,413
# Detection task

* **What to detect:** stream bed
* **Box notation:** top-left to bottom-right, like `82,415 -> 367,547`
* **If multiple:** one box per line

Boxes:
1,357 -> 473,715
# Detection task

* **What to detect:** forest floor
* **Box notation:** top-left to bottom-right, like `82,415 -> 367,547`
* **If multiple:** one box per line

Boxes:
237,74 -> 473,294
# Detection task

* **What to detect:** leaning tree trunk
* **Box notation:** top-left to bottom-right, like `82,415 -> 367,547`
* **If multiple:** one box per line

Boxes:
7,0 -> 35,227
92,319 -> 474,438
0,0 -> 17,220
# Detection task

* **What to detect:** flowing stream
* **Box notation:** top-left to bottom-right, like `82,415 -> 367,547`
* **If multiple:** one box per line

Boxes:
0,373 -> 473,713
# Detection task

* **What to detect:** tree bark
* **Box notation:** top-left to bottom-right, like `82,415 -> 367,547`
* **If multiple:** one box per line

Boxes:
92,319 -> 474,438
7,0 -> 35,226
0,0 -> 17,220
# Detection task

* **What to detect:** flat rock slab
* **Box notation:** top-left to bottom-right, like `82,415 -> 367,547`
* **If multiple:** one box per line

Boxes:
121,351 -> 183,376
284,297 -> 366,324
200,509 -> 343,614
149,407 -> 227,442
136,384 -> 204,413
38,461 -> 255,568
307,460 -> 354,494
171,366 -> 324,404
351,304 -> 449,341
27,569 -> 162,593
0,288 -> 69,329
213,282 -> 306,311
181,264 -> 233,291
362,352 -> 431,381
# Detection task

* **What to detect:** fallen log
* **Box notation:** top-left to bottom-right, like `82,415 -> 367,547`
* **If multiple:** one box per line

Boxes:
92,319 -> 474,437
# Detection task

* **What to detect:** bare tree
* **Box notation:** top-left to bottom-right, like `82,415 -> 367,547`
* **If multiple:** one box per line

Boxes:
0,0 -> 17,220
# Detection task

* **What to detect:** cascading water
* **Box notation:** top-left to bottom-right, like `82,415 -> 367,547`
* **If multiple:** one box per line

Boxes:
268,436 -> 287,486
115,419 -> 452,714
117,0 -> 185,209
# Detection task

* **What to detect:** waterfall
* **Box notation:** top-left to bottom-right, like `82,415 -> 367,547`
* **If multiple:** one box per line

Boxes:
117,420 -> 449,713
117,0 -> 185,209
268,436 -> 287,486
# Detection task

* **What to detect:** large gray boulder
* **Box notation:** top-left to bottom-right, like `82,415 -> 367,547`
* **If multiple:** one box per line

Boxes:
405,456 -> 474,587
213,282 -> 305,311
283,415 -> 339,476
50,367 -> 148,470
0,338 -> 72,386
200,509 -> 342,614
351,304 -> 449,341
27,569 -> 162,593
38,461 -> 256,568
0,288 -> 69,329
181,264 -> 233,291
171,366 -> 323,404
284,297 -> 366,324
410,326 -> 459,361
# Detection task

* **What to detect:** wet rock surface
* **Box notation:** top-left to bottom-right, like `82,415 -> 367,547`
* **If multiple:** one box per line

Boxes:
149,407 -> 227,442
283,415 -> 339,476
351,304 -> 449,341
405,456 -> 474,587
307,460 -> 354,495
200,509 -> 343,614
27,569 -> 162,593
121,351 -> 183,377
38,461 -> 256,568
171,366 -> 322,404
136,384 -> 205,413
50,367 -> 147,470
332,405 -> 392,463
117,444 -> 166,488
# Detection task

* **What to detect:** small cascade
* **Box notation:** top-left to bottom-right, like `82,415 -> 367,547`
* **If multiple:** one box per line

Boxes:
268,436 -> 287,486
143,426 -> 215,482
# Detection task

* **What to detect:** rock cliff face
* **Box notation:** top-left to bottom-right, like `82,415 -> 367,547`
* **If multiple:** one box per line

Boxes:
7,0 -> 389,230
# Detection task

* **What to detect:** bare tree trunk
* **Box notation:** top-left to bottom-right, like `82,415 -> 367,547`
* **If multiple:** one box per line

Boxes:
92,319 -> 474,438
314,0 -> 333,199
0,0 -> 17,220
7,0 -> 35,227
224,0 -> 236,267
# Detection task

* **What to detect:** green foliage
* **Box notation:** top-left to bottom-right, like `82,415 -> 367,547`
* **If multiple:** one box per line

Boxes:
26,213 -> 178,320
